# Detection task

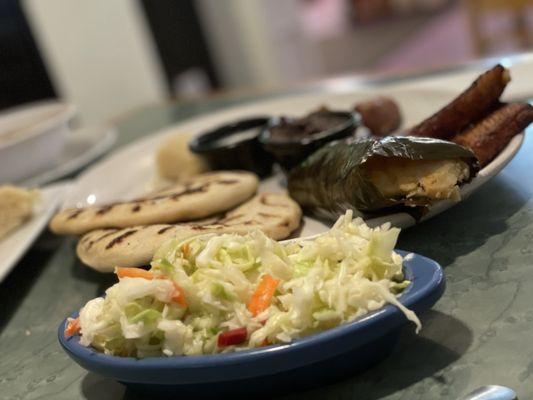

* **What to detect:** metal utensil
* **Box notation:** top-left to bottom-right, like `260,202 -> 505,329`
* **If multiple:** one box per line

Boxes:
462,385 -> 517,400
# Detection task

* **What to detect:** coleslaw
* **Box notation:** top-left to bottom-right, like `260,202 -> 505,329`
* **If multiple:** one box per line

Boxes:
67,211 -> 420,357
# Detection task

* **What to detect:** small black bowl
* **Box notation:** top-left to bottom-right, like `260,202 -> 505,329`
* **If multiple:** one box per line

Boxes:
259,111 -> 361,173
189,117 -> 274,177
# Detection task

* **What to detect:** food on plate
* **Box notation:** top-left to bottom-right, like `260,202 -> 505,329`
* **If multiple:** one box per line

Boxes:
366,157 -> 471,204
397,64 -> 532,170
288,136 -> 479,219
259,109 -> 359,172
408,64 -> 510,139
282,65 -> 529,221
188,117 -> 274,177
76,193 -> 302,272
50,171 -> 259,235
65,211 -> 420,357
156,134 -> 209,182
354,96 -> 402,136
0,185 -> 37,240
452,102 -> 533,167
266,109 -> 356,143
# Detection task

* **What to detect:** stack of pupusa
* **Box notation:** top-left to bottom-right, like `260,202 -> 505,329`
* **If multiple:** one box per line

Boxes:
50,171 -> 302,273
0,185 -> 37,241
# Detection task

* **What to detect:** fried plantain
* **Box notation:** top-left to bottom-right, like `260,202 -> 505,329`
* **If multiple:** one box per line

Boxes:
408,64 -> 510,139
452,102 -> 533,167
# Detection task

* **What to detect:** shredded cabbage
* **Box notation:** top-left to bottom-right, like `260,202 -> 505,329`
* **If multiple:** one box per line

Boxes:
77,211 -> 420,357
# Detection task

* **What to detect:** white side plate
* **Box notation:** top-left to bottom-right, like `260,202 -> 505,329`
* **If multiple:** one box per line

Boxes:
20,125 -> 117,187
0,182 -> 69,283
0,101 -> 76,184
62,88 -> 524,237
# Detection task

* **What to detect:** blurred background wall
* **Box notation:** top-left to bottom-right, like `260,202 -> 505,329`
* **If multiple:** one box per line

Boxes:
22,0 -> 167,125
196,0 -> 325,88
1,0 -> 532,124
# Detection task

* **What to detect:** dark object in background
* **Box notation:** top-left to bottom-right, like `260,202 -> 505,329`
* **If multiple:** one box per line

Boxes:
189,117 -> 274,177
259,110 -> 360,173
354,96 -> 402,136
140,0 -> 219,94
407,64 -> 510,140
288,136 -> 479,220
452,102 -> 533,167
0,0 -> 56,110
352,0 -> 391,24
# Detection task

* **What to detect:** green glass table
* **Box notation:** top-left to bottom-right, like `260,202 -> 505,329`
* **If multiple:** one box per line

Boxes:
2,58 -> 533,400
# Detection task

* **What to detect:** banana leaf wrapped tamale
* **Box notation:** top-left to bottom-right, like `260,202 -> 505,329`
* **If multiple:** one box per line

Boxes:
287,136 -> 479,220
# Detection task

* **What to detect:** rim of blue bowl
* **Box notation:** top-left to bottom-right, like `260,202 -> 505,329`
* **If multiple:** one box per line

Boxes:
58,250 -> 444,384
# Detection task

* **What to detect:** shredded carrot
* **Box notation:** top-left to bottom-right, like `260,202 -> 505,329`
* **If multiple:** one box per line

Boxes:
259,339 -> 270,347
114,267 -> 154,280
248,274 -> 280,317
181,243 -> 190,258
171,282 -> 188,308
64,316 -> 80,337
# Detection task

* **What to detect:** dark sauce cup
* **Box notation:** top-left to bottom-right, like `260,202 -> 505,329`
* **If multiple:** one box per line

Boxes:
189,117 -> 274,177
259,110 -> 362,173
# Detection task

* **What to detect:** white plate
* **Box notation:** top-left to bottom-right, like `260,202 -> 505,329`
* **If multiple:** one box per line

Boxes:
0,182 -> 69,282
20,125 -> 117,187
63,88 -> 524,237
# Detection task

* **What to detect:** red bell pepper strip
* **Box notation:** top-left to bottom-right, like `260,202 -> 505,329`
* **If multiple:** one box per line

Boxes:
218,327 -> 247,347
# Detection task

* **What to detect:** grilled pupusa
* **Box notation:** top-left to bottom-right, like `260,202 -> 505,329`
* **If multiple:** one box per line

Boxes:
50,171 -> 259,235
76,193 -> 302,272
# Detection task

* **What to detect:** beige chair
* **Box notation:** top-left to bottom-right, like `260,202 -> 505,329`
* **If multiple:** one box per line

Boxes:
464,0 -> 532,55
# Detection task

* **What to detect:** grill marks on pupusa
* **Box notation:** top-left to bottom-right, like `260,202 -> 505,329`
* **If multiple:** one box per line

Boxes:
49,171 -> 259,235
105,229 -> 139,249
76,193 -> 302,272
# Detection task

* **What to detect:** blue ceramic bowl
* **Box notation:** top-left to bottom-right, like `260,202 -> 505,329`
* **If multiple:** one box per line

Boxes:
59,251 -> 444,397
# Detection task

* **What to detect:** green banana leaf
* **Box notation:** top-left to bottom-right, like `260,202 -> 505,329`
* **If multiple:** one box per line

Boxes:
287,136 -> 479,220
